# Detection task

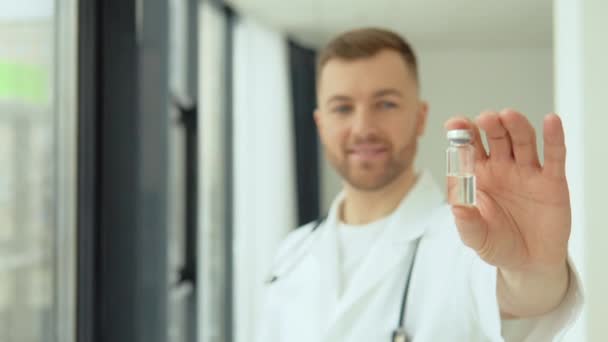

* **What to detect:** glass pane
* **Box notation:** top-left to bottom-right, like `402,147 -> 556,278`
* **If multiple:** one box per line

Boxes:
0,1 -> 77,341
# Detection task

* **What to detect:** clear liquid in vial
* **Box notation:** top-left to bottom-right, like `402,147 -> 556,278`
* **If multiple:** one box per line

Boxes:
447,174 -> 476,206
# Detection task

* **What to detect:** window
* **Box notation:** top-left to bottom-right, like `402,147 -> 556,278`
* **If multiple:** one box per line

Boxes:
0,1 -> 77,341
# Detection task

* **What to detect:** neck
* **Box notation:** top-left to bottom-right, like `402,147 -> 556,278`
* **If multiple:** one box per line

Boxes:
341,168 -> 419,225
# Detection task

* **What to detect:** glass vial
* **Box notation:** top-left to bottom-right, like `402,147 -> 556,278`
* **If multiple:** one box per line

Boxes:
446,129 -> 476,206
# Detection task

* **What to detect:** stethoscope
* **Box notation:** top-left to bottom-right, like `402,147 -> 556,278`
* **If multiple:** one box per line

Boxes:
266,216 -> 423,342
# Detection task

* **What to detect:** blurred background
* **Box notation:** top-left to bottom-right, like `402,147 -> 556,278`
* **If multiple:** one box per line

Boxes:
0,0 -> 605,341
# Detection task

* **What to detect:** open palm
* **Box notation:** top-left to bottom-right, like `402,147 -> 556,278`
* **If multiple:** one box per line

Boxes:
445,109 -> 571,274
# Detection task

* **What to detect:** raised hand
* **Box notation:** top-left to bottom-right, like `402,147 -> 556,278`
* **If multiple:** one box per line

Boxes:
445,109 -> 571,317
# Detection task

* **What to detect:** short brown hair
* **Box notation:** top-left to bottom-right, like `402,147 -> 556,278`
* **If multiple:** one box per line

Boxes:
317,28 -> 419,83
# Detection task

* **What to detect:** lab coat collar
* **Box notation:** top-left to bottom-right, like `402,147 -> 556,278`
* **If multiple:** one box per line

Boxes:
312,190 -> 343,330
319,170 -> 446,332
380,170 -> 446,244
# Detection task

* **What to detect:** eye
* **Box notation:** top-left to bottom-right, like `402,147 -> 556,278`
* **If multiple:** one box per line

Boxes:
332,104 -> 353,114
378,101 -> 398,110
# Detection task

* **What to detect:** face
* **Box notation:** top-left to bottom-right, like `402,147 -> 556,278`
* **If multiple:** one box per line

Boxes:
315,49 -> 428,192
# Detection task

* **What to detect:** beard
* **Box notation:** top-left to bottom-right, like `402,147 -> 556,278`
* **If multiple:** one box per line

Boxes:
325,134 -> 418,192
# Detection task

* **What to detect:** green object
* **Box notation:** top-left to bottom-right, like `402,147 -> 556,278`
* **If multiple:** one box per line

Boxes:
0,61 -> 49,104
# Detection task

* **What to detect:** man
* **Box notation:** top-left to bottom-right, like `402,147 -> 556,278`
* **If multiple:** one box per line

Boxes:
257,28 -> 581,341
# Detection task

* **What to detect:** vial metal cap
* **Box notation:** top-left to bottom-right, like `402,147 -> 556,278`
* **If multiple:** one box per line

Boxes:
446,129 -> 472,143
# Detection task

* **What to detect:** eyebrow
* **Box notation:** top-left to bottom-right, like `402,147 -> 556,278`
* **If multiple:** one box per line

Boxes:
326,95 -> 352,106
326,88 -> 404,105
372,89 -> 403,98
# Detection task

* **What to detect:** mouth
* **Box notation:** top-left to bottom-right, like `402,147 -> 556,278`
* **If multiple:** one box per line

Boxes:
347,144 -> 389,162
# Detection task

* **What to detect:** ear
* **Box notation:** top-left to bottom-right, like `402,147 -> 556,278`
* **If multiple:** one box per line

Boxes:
416,101 -> 429,137
314,108 -> 322,132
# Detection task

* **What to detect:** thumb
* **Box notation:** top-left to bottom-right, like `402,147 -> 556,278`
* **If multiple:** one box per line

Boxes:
451,205 -> 489,252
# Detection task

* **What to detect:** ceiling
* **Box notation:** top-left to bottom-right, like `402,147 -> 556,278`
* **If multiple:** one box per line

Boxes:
226,0 -> 553,49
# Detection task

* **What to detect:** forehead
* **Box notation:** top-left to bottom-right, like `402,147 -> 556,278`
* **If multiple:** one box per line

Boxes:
317,50 -> 417,101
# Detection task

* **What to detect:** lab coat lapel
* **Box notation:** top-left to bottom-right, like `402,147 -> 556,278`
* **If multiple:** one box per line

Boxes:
326,171 -> 445,330
311,193 -> 343,328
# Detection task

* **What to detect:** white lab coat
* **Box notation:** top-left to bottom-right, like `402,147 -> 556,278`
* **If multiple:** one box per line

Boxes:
257,172 -> 582,342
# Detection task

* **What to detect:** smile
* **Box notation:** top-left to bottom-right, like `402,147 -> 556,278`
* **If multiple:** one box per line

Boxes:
348,145 -> 389,161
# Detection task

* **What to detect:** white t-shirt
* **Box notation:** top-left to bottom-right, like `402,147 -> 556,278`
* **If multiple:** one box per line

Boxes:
337,217 -> 389,297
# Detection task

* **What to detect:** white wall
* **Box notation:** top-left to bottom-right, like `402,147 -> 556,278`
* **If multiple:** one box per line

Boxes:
555,0 -> 608,339
320,47 -> 554,212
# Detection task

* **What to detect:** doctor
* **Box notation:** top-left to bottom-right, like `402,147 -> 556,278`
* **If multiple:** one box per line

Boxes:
257,28 -> 582,341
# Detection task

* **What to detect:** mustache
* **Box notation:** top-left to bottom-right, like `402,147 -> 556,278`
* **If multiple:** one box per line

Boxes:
343,134 -> 418,155
348,134 -> 390,146
347,134 -> 390,147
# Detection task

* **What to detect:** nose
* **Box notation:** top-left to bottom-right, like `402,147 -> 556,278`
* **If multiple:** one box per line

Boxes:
350,109 -> 378,138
